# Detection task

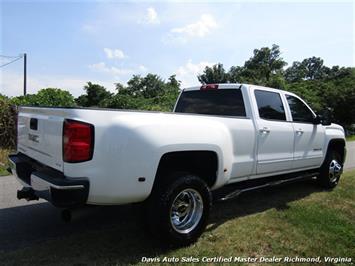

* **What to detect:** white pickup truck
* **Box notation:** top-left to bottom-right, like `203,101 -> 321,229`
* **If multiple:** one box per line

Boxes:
9,83 -> 346,245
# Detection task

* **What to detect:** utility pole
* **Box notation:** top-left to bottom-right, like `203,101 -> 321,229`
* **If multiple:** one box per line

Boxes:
23,53 -> 27,96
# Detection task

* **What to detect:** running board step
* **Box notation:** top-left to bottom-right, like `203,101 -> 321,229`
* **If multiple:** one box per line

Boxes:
218,172 -> 319,202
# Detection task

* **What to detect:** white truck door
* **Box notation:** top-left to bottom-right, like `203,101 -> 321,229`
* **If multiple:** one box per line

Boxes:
285,94 -> 325,169
253,89 -> 294,174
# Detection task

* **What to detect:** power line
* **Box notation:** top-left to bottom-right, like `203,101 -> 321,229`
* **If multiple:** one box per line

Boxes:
0,54 -> 22,58
0,56 -> 23,68
0,53 -> 27,96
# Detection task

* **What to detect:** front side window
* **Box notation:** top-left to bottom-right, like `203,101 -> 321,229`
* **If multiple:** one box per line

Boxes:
175,89 -> 246,117
286,95 -> 315,123
254,90 -> 286,121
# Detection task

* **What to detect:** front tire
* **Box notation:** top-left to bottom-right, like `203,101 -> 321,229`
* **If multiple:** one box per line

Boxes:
147,172 -> 211,246
318,149 -> 343,189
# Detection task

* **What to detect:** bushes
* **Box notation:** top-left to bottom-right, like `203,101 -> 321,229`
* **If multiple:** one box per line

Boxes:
10,88 -> 75,107
0,89 -> 76,150
0,95 -> 17,149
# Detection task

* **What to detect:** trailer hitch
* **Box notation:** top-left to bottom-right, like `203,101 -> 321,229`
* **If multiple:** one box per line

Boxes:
17,187 -> 39,201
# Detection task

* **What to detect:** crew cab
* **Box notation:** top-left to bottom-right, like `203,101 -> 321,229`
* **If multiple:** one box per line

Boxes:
9,83 -> 346,245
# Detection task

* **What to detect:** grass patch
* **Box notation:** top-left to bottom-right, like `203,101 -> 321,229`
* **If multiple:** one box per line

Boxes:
0,171 -> 354,265
0,166 -> 10,176
0,148 -> 11,176
346,135 -> 355,142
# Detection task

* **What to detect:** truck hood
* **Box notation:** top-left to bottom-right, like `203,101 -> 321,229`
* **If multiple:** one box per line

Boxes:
326,123 -> 345,133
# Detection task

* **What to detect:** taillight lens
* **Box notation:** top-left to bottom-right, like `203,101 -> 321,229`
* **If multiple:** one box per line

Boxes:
63,119 -> 94,163
200,84 -> 219,90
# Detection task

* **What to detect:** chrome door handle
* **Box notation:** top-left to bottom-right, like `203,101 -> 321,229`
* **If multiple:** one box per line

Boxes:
259,127 -> 270,134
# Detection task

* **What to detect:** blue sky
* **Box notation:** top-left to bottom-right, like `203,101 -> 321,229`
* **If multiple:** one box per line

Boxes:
0,0 -> 353,97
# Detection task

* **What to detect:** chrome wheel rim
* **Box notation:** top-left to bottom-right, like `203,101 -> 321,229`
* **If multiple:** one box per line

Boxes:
170,188 -> 203,234
329,159 -> 342,183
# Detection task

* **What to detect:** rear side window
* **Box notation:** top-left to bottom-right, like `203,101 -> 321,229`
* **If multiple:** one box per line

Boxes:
254,90 -> 286,121
286,95 -> 315,123
175,89 -> 246,117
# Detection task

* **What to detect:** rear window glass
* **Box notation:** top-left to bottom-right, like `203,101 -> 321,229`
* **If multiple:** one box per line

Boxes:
175,89 -> 246,117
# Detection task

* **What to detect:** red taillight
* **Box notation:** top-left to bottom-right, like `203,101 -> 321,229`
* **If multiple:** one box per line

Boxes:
63,119 -> 94,163
200,84 -> 219,90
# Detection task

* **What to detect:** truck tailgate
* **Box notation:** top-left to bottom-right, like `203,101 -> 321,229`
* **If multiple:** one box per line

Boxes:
17,107 -> 65,171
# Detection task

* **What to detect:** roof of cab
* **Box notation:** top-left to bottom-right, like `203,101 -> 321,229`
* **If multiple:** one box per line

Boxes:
183,83 -> 242,91
183,83 -> 290,95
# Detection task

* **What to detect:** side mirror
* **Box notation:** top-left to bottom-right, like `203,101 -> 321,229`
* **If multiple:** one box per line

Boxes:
320,108 -> 333,126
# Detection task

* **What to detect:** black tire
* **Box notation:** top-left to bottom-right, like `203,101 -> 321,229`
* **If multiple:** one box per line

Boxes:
318,149 -> 343,189
146,172 -> 211,246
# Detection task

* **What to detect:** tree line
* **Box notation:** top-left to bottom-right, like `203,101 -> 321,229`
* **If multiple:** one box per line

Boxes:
198,45 -> 354,129
1,44 -> 354,147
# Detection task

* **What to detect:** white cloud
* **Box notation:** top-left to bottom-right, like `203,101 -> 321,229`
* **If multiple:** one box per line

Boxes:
169,14 -> 217,42
147,7 -> 160,24
175,59 -> 215,88
139,7 -> 160,25
104,48 -> 126,60
88,62 -> 133,76
88,62 -> 107,72
89,62 -> 148,78
0,71 -> 116,97
82,23 -> 99,34
138,65 -> 148,73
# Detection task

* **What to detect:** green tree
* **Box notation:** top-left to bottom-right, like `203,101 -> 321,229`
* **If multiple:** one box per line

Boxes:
285,80 -> 324,112
76,82 -> 112,107
118,74 -> 167,98
35,88 -> 75,106
228,66 -> 245,83
11,88 -> 75,107
141,74 -> 166,98
154,75 -> 181,111
301,57 -> 328,80
198,63 -> 229,84
101,94 -> 141,110
225,44 -> 288,87
101,73 -> 181,112
285,67 -> 355,128
242,44 -> 287,85
324,66 -> 352,80
167,74 -> 180,88
284,61 -> 306,83
285,57 -> 329,83
0,93 -> 9,100
321,68 -> 355,127
125,75 -> 144,96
